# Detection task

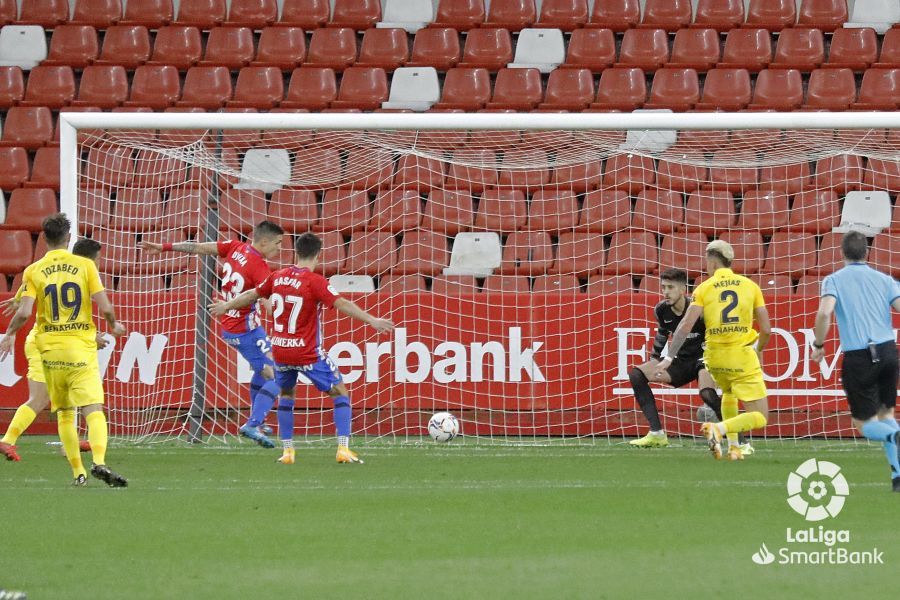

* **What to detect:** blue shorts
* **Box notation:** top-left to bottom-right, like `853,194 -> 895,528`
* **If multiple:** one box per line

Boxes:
222,327 -> 274,374
275,356 -> 343,393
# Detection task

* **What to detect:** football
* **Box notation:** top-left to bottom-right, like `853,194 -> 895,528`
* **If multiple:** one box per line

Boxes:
427,412 -> 460,442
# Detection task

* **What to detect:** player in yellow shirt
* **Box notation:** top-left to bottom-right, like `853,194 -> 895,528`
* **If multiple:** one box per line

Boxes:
656,240 -> 772,461
0,238 -> 108,462
0,214 -> 127,486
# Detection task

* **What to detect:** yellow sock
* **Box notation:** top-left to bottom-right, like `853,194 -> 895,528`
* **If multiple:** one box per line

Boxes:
57,410 -> 86,478
724,411 -> 767,434
721,394 -> 739,447
2,404 -> 37,444
86,411 -> 108,466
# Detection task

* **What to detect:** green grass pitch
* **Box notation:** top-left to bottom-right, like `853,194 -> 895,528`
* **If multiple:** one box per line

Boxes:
1,437 -> 897,599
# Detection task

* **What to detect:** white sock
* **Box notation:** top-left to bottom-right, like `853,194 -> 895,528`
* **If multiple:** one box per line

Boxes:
338,436 -> 349,448
716,422 -> 728,436
282,439 -> 293,450
650,430 -> 665,436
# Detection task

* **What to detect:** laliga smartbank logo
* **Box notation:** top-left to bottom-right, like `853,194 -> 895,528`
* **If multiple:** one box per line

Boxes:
751,459 -> 884,566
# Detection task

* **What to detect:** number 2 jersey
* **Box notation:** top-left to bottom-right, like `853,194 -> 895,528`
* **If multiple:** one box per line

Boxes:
217,240 -> 272,335
691,267 -> 765,348
254,266 -> 341,365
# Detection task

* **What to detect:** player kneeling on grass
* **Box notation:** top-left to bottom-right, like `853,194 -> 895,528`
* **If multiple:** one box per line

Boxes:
0,239 -> 107,462
656,241 -> 771,461
210,232 -> 394,465
629,269 -> 752,455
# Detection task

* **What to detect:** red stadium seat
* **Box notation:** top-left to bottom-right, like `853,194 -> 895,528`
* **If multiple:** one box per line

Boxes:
0,230 -> 33,273
876,30 -> 900,68
148,26 -> 202,71
94,25 -> 151,69
251,27 -> 307,71
814,154 -> 863,194
173,0 -> 227,28
71,0 -> 122,28
852,69 -> 899,110
369,190 -> 421,232
551,232 -> 606,276
43,25 -> 99,68
433,0 -> 485,30
587,0 -> 640,31
407,28 -> 461,70
343,148 -> 394,190
869,234 -> 900,278
656,155 -> 707,192
804,68 -> 856,109
124,65 -> 181,109
121,0 -> 172,27
758,159 -> 811,194
227,67 -> 284,108
483,275 -> 530,293
794,275 -> 821,296
330,0 -> 381,29
25,147 -> 59,190
659,233 -> 708,278
76,187 -> 110,233
345,231 -> 398,275
865,158 -> 900,193
562,28 -> 615,71
155,188 -> 203,233
763,232 -> 816,276
4,188 -> 57,232
618,28 -> 669,71
641,0 -> 692,31
20,66 -> 75,109
316,190 -> 370,233
537,0 -> 588,30
200,27 -> 255,69
669,28 -> 720,71
0,106 -> 53,149
539,68 -> 594,110
279,0 -> 330,29
586,275 -> 633,294
445,149 -> 498,192
787,190 -> 839,234
499,231 -> 553,277
357,28 -> 408,70
109,188 -> 163,232
0,66 -> 24,108
227,0 -> 278,27
591,67 -> 646,110
473,189 -> 526,232
484,0 -> 536,31
525,190 -> 578,232
290,147 -> 342,189
772,27 -> 824,71
394,155 -> 448,193
459,28 -> 513,70
810,231 -> 844,275
684,191 -> 736,234
72,65 -> 128,108
797,0 -> 847,32
394,230 -> 449,276
94,229 -> 144,276
496,149 -> 550,193
752,274 -> 793,295
421,190 -> 472,234
379,274 -> 425,293
826,27 -> 878,70
0,147 -> 30,190
745,0 -> 796,31
304,27 -> 357,71
694,0 -> 744,30
577,190 -> 630,233
282,67 -> 337,109
533,274 -> 581,293
721,231 -> 765,274
749,69 -> 803,110
706,153 -> 758,193
487,68 -> 543,110
644,68 -> 700,111
603,154 -> 655,194
738,190 -> 789,233
632,189 -> 684,234
433,68 -> 491,110
0,0 -> 16,25
131,149 -> 189,188
603,230 -> 658,275
267,189 -> 317,233
18,0 -> 69,27
720,28 -> 772,72
550,157 -> 602,192
218,189 -> 266,234
83,144 -> 134,189
330,66 -> 388,110
176,66 -> 233,109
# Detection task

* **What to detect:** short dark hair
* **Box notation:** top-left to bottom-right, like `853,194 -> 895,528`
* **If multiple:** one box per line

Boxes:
841,230 -> 868,261
253,220 -> 285,240
294,232 -> 323,260
706,250 -> 732,268
72,238 -> 102,260
660,268 -> 688,286
42,213 -> 71,246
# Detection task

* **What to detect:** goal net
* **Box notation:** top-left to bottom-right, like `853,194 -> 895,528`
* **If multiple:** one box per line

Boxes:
59,112 -> 900,444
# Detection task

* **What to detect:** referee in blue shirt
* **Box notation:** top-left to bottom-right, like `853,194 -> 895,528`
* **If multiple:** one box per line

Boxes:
812,231 -> 900,492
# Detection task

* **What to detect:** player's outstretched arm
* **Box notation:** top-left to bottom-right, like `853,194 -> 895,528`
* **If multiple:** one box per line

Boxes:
333,298 -> 394,332
92,290 -> 127,337
0,297 -> 34,359
210,289 -> 261,316
811,296 -> 837,362
140,241 -> 219,256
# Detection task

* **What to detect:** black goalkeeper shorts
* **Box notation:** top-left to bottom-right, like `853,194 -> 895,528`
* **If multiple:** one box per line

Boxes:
665,356 -> 705,388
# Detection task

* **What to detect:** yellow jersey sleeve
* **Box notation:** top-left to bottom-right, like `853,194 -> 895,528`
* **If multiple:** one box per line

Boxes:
752,281 -> 765,309
84,259 -> 105,296
691,279 -> 711,307
20,265 -> 36,299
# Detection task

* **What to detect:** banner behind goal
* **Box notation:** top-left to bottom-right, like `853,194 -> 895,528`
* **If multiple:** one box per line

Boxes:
56,112 -> 900,443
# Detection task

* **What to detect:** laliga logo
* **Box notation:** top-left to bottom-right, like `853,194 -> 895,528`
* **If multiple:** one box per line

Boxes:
786,458 -> 849,522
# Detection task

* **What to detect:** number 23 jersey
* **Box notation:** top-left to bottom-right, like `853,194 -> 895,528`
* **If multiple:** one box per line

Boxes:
691,267 -> 765,348
217,240 -> 272,334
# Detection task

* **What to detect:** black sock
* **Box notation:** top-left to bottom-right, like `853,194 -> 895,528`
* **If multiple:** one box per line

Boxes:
630,368 -> 662,431
699,388 -> 722,420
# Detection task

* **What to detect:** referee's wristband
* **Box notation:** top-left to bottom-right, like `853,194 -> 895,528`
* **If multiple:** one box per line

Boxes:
812,341 -> 825,349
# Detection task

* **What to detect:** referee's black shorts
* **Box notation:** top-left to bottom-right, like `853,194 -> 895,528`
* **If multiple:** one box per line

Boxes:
841,341 -> 899,421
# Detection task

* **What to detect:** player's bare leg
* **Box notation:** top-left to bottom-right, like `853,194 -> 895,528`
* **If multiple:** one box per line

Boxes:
329,383 -> 363,464
629,361 -> 670,448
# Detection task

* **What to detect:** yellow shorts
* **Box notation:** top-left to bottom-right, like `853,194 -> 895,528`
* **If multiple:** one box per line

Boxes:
703,345 -> 768,403
24,334 -> 44,384
41,349 -> 104,412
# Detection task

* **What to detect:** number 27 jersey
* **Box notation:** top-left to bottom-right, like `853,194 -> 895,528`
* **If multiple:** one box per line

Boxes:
217,240 -> 272,334
691,267 -> 765,348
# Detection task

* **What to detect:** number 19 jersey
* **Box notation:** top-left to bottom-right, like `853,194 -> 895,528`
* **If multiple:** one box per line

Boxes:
217,240 -> 272,334
691,267 -> 765,348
